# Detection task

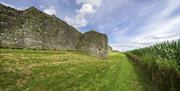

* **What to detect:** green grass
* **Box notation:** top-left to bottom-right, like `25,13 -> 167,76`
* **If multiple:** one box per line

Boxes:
0,48 -> 156,91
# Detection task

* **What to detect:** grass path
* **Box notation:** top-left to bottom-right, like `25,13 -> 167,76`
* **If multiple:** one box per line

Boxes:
87,53 -> 153,91
0,49 -> 156,91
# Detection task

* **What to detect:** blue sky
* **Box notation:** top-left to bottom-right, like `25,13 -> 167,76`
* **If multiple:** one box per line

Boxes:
0,0 -> 180,51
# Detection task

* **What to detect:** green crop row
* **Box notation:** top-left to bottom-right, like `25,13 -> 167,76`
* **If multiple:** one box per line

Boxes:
126,39 -> 180,91
128,39 -> 180,72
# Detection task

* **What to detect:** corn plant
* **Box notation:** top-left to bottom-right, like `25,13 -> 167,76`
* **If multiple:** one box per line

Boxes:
128,39 -> 180,72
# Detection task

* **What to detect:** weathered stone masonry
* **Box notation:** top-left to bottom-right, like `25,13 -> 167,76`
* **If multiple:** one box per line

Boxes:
0,4 -> 108,58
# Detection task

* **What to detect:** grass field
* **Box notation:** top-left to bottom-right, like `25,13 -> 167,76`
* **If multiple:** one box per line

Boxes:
0,49 -> 156,91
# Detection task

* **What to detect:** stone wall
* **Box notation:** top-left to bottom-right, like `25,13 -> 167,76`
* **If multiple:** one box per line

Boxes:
108,45 -> 113,54
77,30 -> 108,58
0,4 -> 108,58
0,5 -> 81,50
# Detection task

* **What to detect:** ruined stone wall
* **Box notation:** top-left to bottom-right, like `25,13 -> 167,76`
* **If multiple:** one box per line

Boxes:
0,5 -> 81,50
77,30 -> 108,58
0,4 -> 108,58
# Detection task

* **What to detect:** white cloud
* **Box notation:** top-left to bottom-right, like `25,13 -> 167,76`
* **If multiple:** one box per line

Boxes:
63,0 -> 104,28
43,6 -> 57,15
64,3 -> 96,28
110,0 -> 180,52
115,15 -> 180,52
64,4 -> 94,28
133,16 -> 180,42
64,15 -> 88,28
76,0 -> 102,7
78,4 -> 95,15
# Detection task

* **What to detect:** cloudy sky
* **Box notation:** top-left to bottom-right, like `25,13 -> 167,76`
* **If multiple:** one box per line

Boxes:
0,0 -> 180,51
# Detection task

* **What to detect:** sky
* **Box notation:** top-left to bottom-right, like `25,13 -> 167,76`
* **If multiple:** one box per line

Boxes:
0,0 -> 180,51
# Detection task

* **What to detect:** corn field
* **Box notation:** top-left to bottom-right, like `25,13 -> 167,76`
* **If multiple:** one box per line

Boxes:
129,39 -> 180,72
126,39 -> 180,91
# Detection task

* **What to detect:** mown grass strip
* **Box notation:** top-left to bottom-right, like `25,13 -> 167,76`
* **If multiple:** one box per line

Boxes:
1,48 -> 157,91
